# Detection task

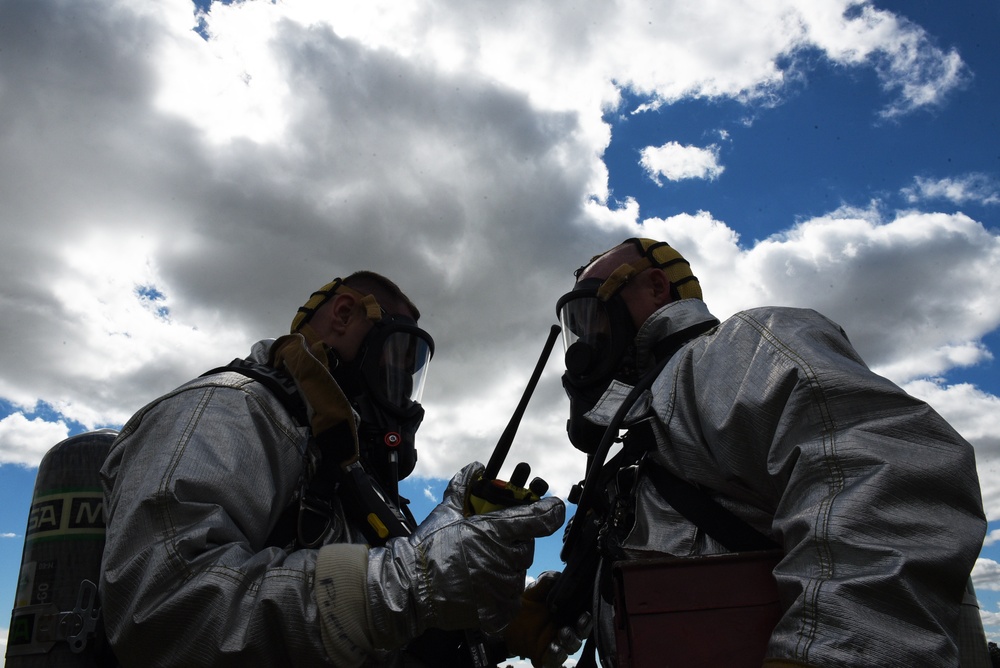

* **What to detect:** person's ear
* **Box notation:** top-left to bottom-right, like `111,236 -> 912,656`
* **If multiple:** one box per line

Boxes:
647,268 -> 673,307
327,293 -> 358,334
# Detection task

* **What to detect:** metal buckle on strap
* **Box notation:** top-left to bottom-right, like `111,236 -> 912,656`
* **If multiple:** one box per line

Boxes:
7,580 -> 100,656
297,494 -> 336,549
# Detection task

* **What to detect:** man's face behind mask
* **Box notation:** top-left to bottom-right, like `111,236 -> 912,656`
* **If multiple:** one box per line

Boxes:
556,279 -> 638,453
334,313 -> 434,483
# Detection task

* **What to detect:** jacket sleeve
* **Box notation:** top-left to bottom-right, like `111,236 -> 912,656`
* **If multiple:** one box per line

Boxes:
653,308 -> 987,666
100,375 -> 365,668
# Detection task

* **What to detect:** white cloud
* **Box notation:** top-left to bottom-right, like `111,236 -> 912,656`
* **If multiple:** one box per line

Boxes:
0,413 -> 69,467
903,174 -> 1000,207
640,142 -> 725,185
973,559 -> 1000,592
0,0 -> 992,493
137,0 -> 965,154
638,205 -> 1000,382
904,380 -> 1000,518
154,0 -> 296,145
797,3 -> 968,118
971,561 -> 1000,641
0,1 -> 996,659
903,381 -> 1000,448
982,609 -> 1000,638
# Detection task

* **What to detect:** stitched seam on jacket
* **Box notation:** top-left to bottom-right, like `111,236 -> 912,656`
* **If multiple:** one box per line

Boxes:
148,375 -> 305,584
211,373 -> 307,454
662,355 -> 700,556
734,311 -> 843,664
159,386 -> 216,581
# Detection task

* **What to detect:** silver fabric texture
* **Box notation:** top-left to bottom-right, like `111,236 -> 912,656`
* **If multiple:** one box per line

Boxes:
101,340 -> 387,667
366,462 -> 566,650
591,300 -> 986,667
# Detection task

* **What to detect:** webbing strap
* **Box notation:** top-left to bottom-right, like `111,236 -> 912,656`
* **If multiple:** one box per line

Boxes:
633,422 -> 779,553
201,359 -> 309,427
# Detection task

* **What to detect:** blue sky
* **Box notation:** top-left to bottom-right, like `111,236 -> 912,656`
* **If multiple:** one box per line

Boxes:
1,0 -> 999,662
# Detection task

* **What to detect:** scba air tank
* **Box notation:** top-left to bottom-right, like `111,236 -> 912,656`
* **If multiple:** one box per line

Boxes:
6,430 -> 119,667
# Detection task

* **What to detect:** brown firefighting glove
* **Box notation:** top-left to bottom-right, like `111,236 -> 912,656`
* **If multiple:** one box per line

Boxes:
505,571 -> 590,667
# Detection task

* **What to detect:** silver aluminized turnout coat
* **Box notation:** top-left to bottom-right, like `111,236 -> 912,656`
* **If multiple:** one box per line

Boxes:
586,299 -> 986,667
100,340 -> 399,667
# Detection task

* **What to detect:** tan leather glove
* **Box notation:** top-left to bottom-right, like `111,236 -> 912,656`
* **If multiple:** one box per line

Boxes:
505,571 -> 590,668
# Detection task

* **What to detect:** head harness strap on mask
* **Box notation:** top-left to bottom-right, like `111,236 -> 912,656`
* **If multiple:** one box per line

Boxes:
559,237 -> 702,390
291,278 -> 383,335
582,237 -> 703,303
290,277 -> 434,491
557,238 -> 702,453
269,280 -> 428,547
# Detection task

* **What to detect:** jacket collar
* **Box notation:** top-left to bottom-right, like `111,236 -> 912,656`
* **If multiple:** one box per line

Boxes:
634,298 -> 719,371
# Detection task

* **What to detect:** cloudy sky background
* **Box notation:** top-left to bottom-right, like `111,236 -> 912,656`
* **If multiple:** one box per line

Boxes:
1,0 -> 999,658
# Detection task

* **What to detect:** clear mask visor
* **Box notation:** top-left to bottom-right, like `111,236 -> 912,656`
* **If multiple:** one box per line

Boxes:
556,279 -> 635,388
558,295 -> 612,355
378,330 -> 433,409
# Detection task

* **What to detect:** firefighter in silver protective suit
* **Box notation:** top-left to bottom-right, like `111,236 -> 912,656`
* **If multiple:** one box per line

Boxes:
99,271 -> 566,667
547,238 -> 988,667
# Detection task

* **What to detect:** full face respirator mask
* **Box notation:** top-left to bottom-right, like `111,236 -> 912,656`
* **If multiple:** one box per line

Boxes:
331,312 -> 434,486
556,238 -> 704,454
556,278 -> 639,454
291,277 -> 434,489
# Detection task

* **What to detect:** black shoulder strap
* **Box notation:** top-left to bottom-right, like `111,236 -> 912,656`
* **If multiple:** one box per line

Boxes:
628,422 -> 779,553
201,358 -> 309,427
651,317 -> 720,363
202,360 -> 423,552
